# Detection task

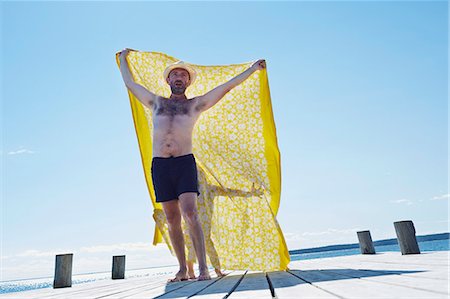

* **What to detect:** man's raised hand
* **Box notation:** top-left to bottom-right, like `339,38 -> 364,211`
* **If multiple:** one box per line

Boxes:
119,48 -> 137,58
251,59 -> 266,71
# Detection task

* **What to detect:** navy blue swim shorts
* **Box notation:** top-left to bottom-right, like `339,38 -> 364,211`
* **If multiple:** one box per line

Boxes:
151,153 -> 200,203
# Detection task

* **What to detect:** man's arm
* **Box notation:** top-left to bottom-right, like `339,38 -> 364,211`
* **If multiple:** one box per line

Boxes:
118,49 -> 158,109
195,59 -> 266,112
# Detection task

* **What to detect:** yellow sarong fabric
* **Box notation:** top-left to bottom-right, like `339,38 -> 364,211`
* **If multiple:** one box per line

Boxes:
115,50 -> 290,271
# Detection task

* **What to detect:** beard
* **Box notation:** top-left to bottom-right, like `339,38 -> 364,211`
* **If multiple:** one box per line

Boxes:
170,82 -> 187,95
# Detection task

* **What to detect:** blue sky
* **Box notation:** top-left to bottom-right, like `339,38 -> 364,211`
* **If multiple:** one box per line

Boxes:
1,1 -> 448,281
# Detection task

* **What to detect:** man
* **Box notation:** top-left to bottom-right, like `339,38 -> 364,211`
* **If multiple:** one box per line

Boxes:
118,48 -> 266,282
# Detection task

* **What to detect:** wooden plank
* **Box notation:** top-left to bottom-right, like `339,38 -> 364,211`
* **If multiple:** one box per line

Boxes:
194,271 -> 247,299
267,271 -> 339,298
96,280 -> 193,299
294,251 -> 449,268
113,270 -> 217,298
291,251 -> 449,280
50,268 -> 184,299
156,275 -> 227,299
227,271 -> 272,298
310,257 -> 449,280
46,274 -> 172,299
0,270 -> 177,299
0,278 -> 140,299
290,254 -> 449,296
288,269 -> 448,298
321,267 -> 448,296
61,279 -> 164,298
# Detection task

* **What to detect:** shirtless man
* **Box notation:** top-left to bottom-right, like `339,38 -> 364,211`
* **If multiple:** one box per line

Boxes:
118,48 -> 266,282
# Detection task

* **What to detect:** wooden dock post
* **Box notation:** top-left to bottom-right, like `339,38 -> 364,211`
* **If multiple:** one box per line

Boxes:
394,220 -> 421,254
112,255 -> 126,279
357,230 -> 376,254
53,253 -> 73,288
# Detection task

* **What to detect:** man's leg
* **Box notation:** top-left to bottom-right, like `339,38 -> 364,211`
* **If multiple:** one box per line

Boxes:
161,199 -> 188,282
178,192 -> 211,280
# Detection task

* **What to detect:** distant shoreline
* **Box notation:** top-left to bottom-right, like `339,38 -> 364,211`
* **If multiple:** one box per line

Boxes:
289,232 -> 450,255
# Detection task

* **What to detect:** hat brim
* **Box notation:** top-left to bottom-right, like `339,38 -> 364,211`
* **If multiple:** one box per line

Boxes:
163,63 -> 197,86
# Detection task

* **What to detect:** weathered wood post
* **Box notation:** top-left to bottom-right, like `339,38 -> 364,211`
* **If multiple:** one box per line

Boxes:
112,255 -> 126,279
53,253 -> 73,288
394,220 -> 421,254
357,230 -> 376,254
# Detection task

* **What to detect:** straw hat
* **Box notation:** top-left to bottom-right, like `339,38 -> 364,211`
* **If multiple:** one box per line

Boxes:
163,61 -> 197,86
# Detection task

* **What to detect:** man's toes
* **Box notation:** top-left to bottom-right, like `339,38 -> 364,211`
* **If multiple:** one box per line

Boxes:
198,274 -> 211,281
168,274 -> 189,283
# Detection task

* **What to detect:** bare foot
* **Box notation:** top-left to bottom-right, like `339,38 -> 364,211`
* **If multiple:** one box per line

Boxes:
188,271 -> 196,280
167,270 -> 188,283
215,268 -> 226,277
198,270 -> 211,281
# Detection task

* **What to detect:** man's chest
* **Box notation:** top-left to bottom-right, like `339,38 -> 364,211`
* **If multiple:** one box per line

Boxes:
153,98 -> 201,127
155,99 -> 194,117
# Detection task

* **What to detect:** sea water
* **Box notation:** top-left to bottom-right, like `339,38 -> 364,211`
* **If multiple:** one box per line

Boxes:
290,238 -> 450,261
1,238 -> 449,295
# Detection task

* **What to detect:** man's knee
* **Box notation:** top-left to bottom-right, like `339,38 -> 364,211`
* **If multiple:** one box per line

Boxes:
166,214 -> 181,227
179,192 -> 199,226
162,200 -> 182,228
182,208 -> 199,226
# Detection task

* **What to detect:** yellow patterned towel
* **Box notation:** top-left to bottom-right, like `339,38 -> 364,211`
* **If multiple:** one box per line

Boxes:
115,50 -> 290,271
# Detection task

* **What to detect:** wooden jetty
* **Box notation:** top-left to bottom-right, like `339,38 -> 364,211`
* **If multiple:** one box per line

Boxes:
1,250 -> 448,298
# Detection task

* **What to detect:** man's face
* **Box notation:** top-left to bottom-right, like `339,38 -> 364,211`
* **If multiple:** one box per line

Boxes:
166,68 -> 190,95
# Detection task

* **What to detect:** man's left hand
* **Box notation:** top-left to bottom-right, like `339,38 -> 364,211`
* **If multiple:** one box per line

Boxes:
251,59 -> 266,71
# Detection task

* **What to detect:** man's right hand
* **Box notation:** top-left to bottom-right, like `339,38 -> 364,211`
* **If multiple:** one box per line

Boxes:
119,48 -> 136,58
